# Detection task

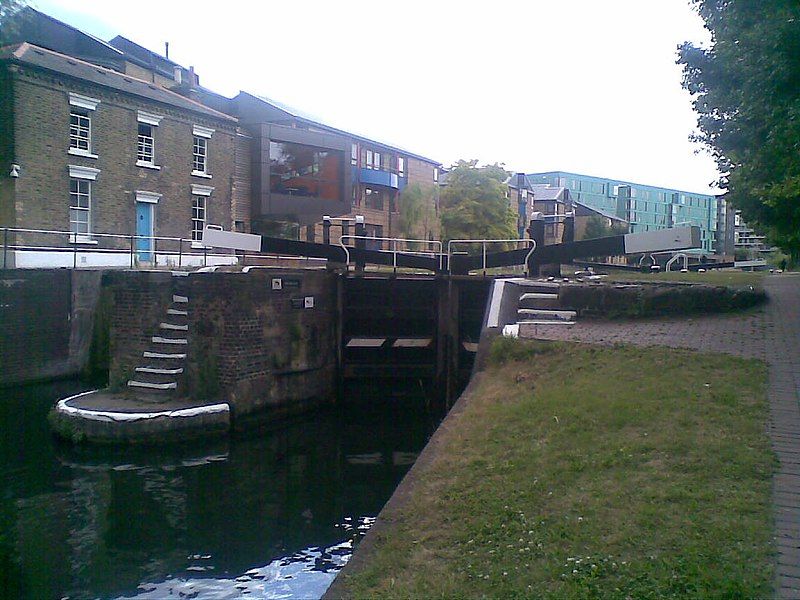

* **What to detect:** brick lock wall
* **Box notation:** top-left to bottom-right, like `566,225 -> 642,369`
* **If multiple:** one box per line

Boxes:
186,269 -> 337,416
105,269 -> 338,415
10,69 -> 236,250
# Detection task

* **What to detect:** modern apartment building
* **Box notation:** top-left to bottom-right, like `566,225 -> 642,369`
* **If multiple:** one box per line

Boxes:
527,171 -> 720,254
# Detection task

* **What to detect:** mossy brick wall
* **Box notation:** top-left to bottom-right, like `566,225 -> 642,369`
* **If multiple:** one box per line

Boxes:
559,282 -> 767,319
0,269 -> 102,386
186,269 -> 338,416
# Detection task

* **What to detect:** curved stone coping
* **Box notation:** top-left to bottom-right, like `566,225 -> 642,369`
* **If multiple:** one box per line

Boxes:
56,391 -> 230,422
51,390 -> 231,443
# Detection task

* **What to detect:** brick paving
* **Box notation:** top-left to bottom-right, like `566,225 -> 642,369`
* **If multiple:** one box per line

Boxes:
521,274 -> 800,598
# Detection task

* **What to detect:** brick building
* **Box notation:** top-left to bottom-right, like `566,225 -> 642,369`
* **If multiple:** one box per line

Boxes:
0,7 -> 441,266
0,42 -> 237,267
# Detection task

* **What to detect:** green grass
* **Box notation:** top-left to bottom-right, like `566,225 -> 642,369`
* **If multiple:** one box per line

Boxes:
601,269 -> 765,287
340,338 -> 775,599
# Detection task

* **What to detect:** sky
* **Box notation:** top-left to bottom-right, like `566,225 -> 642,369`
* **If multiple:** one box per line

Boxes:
33,0 -> 718,194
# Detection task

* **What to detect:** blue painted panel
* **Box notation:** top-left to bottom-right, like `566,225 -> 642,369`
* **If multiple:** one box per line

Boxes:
136,202 -> 153,262
358,168 -> 399,189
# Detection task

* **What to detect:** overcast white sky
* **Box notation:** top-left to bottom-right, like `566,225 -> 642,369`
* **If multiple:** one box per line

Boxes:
34,0 -> 717,194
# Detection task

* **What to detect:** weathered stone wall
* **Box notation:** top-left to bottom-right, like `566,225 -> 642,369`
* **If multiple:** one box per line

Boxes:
0,269 -> 102,386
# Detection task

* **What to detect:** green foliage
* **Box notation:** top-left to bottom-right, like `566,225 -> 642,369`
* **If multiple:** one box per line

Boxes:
579,215 -> 626,240
439,160 -> 517,243
397,183 -> 436,240
0,0 -> 26,46
678,1 -> 800,259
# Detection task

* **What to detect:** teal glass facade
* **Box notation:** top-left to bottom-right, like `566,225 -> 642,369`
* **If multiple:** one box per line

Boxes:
527,171 -> 719,253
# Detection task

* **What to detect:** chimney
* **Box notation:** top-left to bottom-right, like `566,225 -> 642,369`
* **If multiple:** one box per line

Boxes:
173,66 -> 182,85
164,41 -> 169,59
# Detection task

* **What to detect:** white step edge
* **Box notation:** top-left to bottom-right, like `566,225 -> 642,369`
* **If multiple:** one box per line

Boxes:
127,380 -> 177,390
143,351 -> 186,359
160,322 -> 189,331
346,337 -> 386,348
173,295 -> 189,303
518,320 -> 576,326
171,271 -> 190,277
462,341 -> 479,352
519,292 -> 559,301
518,309 -> 577,319
519,280 -> 561,289
135,367 -> 184,375
392,338 -> 432,348
152,336 -> 188,345
167,309 -> 188,316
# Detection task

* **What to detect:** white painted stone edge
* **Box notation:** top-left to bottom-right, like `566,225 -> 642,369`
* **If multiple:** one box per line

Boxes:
56,390 -> 230,423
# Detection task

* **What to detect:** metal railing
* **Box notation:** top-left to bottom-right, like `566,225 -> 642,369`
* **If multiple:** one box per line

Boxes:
0,226 -> 239,270
338,235 -> 444,272
446,238 -> 537,275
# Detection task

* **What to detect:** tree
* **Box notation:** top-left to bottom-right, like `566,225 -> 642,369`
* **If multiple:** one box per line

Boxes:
678,1 -> 800,260
580,215 -> 624,240
439,160 -> 516,243
0,0 -> 26,46
397,182 -> 436,241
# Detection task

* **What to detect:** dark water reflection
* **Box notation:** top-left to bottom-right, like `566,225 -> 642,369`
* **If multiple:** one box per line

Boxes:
0,380 -> 441,599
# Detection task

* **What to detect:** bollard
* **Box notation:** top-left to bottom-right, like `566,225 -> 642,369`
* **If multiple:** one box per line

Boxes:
355,215 -> 366,273
527,212 -> 545,277
322,215 -> 331,245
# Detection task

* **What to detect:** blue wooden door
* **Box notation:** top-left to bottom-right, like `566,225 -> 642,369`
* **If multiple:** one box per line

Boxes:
136,202 -> 153,261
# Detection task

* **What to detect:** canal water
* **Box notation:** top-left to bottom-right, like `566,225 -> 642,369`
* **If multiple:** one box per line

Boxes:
0,379 -> 442,599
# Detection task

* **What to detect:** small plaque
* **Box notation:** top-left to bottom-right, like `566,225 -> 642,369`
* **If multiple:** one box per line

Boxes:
304,296 -> 314,309
284,278 -> 301,289
271,278 -> 282,290
290,297 -> 304,309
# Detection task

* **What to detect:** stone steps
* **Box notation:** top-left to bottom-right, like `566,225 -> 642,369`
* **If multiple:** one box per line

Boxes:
127,281 -> 190,396
519,292 -> 560,310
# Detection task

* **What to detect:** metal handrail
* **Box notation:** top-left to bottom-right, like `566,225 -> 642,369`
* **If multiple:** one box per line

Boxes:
338,235 -> 444,272
665,252 -> 689,272
1,225 -> 234,270
446,238 -> 537,275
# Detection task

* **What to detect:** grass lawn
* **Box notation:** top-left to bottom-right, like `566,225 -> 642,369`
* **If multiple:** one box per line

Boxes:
601,269 -> 765,287
339,338 -> 775,599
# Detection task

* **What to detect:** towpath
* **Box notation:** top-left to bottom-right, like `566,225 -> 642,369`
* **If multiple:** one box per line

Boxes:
522,274 -> 800,597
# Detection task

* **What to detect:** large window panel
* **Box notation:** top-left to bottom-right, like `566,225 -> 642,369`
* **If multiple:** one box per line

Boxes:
269,141 -> 343,202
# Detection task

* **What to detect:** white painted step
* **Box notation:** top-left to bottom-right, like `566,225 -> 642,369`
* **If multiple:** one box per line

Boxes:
173,295 -> 189,303
143,351 -> 186,359
167,308 -> 188,316
518,320 -> 576,326
518,309 -> 576,321
519,293 -> 559,302
160,322 -> 188,331
171,271 -> 190,277
135,367 -> 184,375
152,336 -> 188,345
127,380 -> 177,390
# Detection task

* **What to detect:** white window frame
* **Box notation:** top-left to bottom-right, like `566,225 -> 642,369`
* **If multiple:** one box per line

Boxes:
68,93 -> 99,159
192,125 -> 214,178
374,152 -> 381,170
398,156 -> 405,177
190,184 -> 214,247
433,167 -> 439,183
365,150 -> 373,169
351,143 -> 358,166
136,111 -> 162,169
67,165 -> 100,244
192,136 -> 209,176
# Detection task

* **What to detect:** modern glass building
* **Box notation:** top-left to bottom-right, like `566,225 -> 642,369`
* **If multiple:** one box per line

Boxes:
527,171 -> 719,254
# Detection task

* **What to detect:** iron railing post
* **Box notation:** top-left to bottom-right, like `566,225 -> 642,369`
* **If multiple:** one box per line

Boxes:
130,235 -> 135,268
2,228 -> 7,269
178,238 -> 183,268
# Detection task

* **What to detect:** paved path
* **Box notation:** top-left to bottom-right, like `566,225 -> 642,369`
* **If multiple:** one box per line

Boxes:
521,274 -> 800,598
